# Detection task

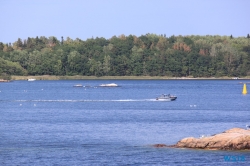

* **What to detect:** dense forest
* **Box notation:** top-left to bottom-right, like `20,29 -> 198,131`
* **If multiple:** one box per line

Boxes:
0,34 -> 250,79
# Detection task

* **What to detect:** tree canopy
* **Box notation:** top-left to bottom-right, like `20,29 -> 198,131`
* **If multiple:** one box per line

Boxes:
1,34 -> 250,78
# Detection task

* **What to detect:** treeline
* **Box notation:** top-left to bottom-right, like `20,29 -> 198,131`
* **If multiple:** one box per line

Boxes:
0,34 -> 250,78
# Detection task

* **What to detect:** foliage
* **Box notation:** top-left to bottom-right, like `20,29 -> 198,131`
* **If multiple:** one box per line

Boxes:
1,34 -> 250,77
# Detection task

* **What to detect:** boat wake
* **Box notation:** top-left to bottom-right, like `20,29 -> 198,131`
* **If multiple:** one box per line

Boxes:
1,99 -> 170,102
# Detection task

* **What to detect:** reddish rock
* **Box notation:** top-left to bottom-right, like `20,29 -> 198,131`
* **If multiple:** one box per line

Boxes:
172,128 -> 250,150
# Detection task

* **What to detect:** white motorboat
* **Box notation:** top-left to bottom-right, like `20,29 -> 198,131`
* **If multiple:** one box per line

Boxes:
27,78 -> 36,81
99,83 -> 118,87
156,94 -> 177,101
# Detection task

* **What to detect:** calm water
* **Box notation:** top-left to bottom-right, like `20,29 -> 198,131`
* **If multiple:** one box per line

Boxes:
0,80 -> 250,165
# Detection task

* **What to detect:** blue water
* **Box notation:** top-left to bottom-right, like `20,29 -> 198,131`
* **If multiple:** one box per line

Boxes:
0,80 -> 250,165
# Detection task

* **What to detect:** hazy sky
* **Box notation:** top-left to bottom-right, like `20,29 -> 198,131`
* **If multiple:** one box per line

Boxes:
1,0 -> 249,43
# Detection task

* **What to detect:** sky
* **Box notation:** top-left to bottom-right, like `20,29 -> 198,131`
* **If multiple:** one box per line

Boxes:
0,0 -> 249,43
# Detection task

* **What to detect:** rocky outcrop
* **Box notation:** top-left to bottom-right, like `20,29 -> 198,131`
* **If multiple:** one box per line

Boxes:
152,128 -> 250,150
171,128 -> 250,150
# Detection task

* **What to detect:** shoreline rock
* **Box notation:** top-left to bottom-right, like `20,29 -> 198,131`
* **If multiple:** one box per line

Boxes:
153,128 -> 250,150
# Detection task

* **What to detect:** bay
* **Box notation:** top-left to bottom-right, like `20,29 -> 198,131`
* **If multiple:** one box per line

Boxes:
0,80 -> 250,165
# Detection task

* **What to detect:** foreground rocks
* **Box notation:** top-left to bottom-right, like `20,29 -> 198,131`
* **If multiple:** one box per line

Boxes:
154,128 -> 250,150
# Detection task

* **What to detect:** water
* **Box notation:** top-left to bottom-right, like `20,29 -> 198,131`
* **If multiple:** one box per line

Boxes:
0,80 -> 250,165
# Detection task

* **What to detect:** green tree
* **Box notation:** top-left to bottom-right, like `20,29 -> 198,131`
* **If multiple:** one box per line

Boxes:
103,55 -> 111,75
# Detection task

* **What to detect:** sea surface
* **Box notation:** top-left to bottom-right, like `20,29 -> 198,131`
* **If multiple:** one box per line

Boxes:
0,80 -> 250,165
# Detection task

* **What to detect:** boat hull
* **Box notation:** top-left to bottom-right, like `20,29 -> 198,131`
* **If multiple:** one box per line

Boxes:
27,79 -> 36,81
156,95 -> 177,101
156,98 -> 176,101
99,83 -> 118,87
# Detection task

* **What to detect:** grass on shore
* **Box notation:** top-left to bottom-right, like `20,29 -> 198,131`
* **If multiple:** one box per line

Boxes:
10,75 -> 250,80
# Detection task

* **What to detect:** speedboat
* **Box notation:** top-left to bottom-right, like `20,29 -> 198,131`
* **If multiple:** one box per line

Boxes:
156,94 -> 177,101
99,83 -> 118,87
0,79 -> 10,82
27,78 -> 36,81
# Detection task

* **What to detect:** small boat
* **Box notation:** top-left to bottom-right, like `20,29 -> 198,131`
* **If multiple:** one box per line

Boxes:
156,94 -> 177,101
27,78 -> 36,81
99,83 -> 118,87
0,79 -> 10,82
73,84 -> 83,87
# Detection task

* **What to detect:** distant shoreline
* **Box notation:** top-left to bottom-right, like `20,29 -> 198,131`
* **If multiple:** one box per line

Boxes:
10,75 -> 250,80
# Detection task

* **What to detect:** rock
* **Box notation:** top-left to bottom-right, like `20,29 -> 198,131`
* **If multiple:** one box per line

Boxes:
171,128 -> 250,150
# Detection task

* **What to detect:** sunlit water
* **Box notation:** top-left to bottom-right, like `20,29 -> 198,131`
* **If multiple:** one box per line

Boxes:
0,80 -> 250,165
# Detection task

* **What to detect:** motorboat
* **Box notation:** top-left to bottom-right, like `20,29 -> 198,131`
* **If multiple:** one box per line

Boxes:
99,83 -> 118,87
156,94 -> 177,101
27,78 -> 36,81
0,79 -> 10,82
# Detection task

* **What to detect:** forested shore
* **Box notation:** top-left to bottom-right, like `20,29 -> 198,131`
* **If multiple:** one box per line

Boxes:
11,75 -> 250,81
1,34 -> 250,80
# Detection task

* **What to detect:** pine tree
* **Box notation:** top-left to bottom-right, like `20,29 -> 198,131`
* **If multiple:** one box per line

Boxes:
61,36 -> 64,45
